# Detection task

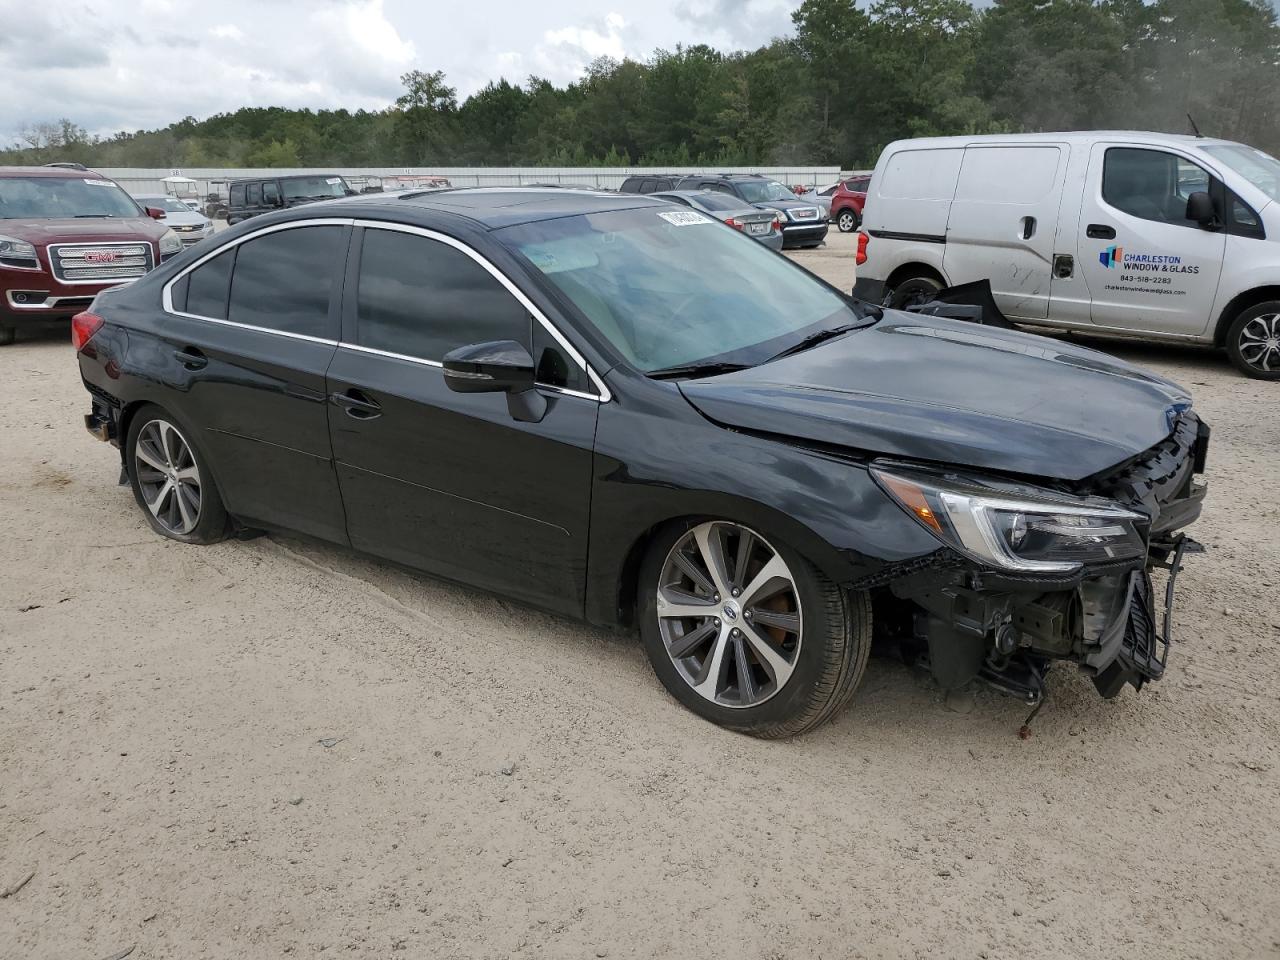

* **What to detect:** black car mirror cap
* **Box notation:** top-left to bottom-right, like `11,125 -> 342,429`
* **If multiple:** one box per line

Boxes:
1185,191 -> 1219,229
442,340 -> 537,395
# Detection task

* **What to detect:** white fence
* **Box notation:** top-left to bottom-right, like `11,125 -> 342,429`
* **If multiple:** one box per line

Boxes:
100,166 -> 843,197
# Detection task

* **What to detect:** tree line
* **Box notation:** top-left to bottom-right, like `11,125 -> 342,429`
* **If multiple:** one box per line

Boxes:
4,0 -> 1279,171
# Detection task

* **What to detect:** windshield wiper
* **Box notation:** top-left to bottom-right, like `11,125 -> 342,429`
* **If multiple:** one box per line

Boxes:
646,360 -> 753,381
74,213 -> 114,218
765,322 -> 868,362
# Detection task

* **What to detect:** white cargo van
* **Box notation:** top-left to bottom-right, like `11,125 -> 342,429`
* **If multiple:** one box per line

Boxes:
853,131 -> 1280,379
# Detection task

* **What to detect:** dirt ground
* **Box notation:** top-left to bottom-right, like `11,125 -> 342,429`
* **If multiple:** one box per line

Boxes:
2,231 -> 1278,959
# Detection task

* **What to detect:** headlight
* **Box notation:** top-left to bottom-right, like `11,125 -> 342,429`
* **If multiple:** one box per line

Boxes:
158,230 -> 183,255
0,235 -> 39,269
774,207 -> 791,221
871,464 -> 1146,574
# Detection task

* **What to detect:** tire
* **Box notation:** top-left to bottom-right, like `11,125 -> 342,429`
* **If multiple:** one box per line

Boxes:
638,519 -> 871,738
125,404 -> 230,544
888,274 -> 943,311
836,208 -> 859,233
1225,303 -> 1280,379
0,325 -> 14,346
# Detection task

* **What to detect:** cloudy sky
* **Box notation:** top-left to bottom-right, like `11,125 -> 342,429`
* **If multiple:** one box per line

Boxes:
0,0 -> 801,138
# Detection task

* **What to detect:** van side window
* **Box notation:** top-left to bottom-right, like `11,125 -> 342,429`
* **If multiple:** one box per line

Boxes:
1102,148 -> 1210,227
356,228 -> 530,362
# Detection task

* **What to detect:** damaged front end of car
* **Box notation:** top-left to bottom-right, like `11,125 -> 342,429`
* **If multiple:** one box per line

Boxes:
865,412 -> 1209,704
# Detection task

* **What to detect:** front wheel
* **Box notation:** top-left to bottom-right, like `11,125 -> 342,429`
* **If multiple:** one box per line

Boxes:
1226,304 -> 1280,379
638,520 -> 871,738
125,405 -> 230,544
836,209 -> 859,233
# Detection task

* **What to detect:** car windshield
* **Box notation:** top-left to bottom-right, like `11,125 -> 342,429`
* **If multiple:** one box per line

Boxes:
281,176 -> 348,200
141,197 -> 194,213
735,179 -> 796,203
1201,143 -> 1280,203
0,177 -> 142,219
499,206 -> 866,372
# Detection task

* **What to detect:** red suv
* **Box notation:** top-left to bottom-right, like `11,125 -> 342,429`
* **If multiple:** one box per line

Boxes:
0,166 -> 181,345
828,175 -> 871,233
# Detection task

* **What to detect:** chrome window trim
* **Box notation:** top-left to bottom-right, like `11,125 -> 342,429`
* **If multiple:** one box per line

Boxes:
161,216 -> 611,402
353,220 -> 610,402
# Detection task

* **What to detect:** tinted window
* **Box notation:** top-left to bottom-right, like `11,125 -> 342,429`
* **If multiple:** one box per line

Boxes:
620,178 -> 643,194
227,226 -> 344,337
247,182 -> 262,206
229,183 -> 245,205
357,228 -> 530,361
637,179 -> 656,194
533,323 -> 585,391
1103,148 -> 1210,227
263,181 -> 280,206
184,249 -> 234,319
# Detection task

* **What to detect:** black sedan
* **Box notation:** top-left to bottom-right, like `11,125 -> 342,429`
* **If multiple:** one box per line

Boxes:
74,189 -> 1208,737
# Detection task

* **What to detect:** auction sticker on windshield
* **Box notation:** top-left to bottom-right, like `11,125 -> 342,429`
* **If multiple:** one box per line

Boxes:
658,210 -> 712,226
83,179 -> 115,187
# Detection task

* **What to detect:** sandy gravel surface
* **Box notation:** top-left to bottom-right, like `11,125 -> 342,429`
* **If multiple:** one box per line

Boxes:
2,233 -> 1278,959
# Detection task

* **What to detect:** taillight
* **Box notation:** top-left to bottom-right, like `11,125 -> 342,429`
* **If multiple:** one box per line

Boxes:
855,231 -> 870,266
724,217 -> 745,230
71,311 -> 104,351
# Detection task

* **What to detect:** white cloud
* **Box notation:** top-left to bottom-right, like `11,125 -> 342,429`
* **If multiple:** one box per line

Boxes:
0,0 -> 798,139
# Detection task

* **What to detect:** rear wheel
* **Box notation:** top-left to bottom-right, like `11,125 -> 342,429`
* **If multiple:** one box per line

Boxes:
1226,303 -> 1280,379
888,274 -> 943,311
638,520 -> 871,738
125,405 -> 230,544
836,208 -> 859,233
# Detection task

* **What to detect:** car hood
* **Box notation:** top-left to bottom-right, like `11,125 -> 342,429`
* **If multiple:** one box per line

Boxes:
0,217 -> 168,245
678,312 -> 1192,482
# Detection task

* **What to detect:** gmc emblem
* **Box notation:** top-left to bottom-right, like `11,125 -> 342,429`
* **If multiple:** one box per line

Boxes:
84,251 -> 118,263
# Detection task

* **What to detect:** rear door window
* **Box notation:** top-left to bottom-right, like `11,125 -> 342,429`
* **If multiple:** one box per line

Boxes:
355,228 -> 530,361
229,183 -> 245,206
247,182 -> 263,207
263,181 -> 281,206
226,225 -> 345,337
174,249 -> 234,318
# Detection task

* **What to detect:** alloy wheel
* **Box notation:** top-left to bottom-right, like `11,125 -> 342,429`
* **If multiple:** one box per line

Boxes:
656,521 -> 803,708
1238,313 -> 1280,373
838,211 -> 856,232
134,419 -> 202,535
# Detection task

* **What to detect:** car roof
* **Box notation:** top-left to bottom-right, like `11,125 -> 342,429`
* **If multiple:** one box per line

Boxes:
0,165 -> 107,179
278,187 -> 672,230
229,173 -> 347,183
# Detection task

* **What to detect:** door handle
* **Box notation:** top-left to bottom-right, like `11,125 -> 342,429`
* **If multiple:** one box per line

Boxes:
1086,224 -> 1117,240
330,389 -> 382,420
1020,216 -> 1037,240
173,347 -> 207,370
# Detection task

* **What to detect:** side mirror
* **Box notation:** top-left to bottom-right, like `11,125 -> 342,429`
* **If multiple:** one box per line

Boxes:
443,340 -> 545,422
443,340 -> 536,393
145,207 -> 166,220
1186,191 -> 1218,228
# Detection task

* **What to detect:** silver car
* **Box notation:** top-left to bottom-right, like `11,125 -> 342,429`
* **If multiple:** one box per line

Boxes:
650,190 -> 784,251
132,194 -> 215,247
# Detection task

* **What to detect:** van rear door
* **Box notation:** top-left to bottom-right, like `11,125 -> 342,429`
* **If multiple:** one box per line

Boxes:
1072,143 -> 1225,336
943,144 -> 1067,320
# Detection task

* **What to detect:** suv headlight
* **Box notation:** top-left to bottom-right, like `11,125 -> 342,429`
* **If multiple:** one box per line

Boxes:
0,235 -> 39,269
871,464 -> 1146,574
774,207 -> 791,221
158,229 -> 183,255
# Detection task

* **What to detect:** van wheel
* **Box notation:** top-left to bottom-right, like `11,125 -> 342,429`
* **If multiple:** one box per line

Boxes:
888,275 -> 943,310
836,209 -> 859,233
1226,304 -> 1280,379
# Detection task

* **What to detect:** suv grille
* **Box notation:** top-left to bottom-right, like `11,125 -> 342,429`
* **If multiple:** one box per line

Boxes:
789,207 -> 820,221
49,242 -> 154,284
